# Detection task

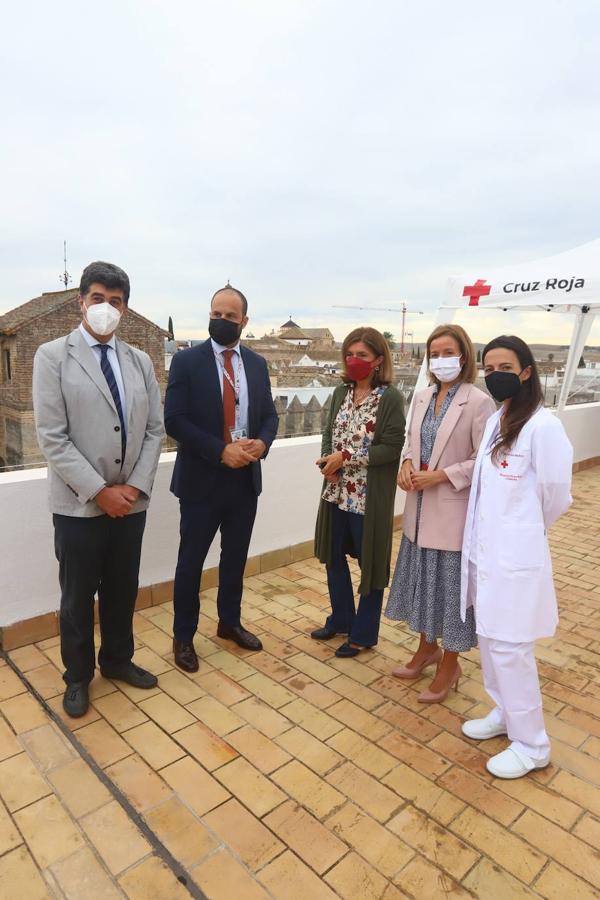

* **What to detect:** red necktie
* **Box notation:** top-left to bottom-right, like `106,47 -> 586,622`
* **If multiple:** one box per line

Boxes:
222,349 -> 236,443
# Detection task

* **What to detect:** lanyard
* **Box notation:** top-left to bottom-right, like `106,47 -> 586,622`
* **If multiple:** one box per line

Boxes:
215,349 -> 242,408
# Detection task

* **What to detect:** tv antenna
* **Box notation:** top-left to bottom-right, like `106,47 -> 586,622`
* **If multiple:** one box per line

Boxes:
332,302 -> 424,353
59,240 -> 72,289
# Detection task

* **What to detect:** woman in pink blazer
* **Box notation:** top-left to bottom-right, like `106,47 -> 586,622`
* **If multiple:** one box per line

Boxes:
385,325 -> 495,702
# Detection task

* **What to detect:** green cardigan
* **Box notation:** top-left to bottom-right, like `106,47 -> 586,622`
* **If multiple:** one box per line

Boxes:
314,384 -> 406,595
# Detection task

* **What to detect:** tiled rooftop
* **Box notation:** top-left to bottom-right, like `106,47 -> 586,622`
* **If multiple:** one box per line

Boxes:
1,466 -> 599,899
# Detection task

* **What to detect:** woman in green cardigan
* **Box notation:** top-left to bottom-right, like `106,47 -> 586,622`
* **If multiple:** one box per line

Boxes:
313,327 -> 406,657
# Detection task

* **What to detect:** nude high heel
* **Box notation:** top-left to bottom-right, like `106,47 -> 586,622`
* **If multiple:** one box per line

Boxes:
392,646 -> 443,679
417,664 -> 462,703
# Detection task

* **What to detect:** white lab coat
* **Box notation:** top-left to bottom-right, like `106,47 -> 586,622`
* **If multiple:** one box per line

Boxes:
461,406 -> 573,642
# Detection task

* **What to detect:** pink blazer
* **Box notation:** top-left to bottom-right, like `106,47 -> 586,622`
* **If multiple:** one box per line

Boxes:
401,382 -> 496,551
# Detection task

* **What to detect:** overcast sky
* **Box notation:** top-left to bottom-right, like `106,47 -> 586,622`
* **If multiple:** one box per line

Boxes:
2,0 -> 599,346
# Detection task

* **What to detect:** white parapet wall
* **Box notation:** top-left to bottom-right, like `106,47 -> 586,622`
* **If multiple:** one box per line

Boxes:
0,434 -> 405,627
1,405 -> 599,628
554,402 -> 600,465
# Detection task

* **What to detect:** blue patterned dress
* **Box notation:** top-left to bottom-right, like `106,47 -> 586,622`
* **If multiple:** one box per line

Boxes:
385,385 -> 477,652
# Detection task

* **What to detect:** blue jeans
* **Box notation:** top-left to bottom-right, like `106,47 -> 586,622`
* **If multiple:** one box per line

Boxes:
325,505 -> 384,647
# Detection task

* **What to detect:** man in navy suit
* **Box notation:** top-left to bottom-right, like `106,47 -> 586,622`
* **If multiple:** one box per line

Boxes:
165,284 -> 279,672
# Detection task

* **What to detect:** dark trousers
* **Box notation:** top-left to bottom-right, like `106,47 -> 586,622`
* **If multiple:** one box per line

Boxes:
173,468 -> 258,642
53,511 -> 147,685
325,505 -> 384,647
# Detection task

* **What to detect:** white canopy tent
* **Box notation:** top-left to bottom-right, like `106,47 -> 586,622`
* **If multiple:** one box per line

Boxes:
414,239 -> 600,409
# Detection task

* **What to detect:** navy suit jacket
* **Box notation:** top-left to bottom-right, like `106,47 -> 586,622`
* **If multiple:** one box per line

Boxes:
165,340 -> 279,500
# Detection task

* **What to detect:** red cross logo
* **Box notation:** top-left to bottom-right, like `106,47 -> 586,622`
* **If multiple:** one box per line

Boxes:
501,460 -> 509,468
463,279 -> 491,307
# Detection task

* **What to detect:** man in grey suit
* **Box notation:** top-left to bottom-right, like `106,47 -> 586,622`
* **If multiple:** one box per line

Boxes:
33,261 -> 164,717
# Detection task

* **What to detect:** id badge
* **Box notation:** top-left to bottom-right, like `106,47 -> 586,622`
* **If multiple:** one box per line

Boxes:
230,428 -> 248,442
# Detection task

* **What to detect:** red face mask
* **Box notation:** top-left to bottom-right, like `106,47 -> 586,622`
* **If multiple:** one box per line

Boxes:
345,356 -> 374,381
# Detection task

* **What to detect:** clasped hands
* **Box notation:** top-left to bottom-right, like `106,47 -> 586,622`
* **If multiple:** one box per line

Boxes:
221,439 -> 266,469
95,439 -> 267,515
95,484 -> 141,517
316,451 -> 344,482
397,459 -> 448,492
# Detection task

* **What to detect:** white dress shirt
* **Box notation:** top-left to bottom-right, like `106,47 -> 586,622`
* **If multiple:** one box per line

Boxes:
211,338 -> 249,434
79,323 -> 127,426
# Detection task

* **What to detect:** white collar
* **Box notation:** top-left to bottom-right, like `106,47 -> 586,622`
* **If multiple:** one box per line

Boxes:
211,338 -> 241,356
79,322 -> 117,352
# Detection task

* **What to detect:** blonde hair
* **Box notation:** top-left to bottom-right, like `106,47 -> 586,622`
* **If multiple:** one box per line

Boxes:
341,327 -> 394,386
426,324 -> 477,386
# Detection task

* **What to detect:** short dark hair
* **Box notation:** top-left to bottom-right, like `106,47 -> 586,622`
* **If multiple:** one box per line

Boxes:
211,283 -> 248,317
79,261 -> 131,304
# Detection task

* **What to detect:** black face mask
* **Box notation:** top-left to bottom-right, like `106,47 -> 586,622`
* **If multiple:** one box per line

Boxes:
209,317 -> 242,346
485,370 -> 523,402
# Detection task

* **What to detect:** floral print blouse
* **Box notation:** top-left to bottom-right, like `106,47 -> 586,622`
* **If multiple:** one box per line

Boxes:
322,386 -> 385,515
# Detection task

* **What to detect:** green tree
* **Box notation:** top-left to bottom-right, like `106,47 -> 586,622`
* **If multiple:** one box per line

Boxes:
382,331 -> 394,348
167,316 -> 174,341
578,355 -> 586,368
476,349 -> 481,363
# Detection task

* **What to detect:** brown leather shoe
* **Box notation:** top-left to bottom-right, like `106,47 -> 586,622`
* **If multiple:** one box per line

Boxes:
173,639 -> 199,672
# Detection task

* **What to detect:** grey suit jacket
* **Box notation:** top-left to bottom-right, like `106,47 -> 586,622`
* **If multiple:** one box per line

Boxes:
33,328 -> 164,517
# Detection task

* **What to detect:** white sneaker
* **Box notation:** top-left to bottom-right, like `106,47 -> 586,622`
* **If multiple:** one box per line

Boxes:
486,746 -> 551,779
462,712 -> 507,740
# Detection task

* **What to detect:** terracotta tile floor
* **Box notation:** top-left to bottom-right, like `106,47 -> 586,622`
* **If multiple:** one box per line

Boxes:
1,466 -> 599,898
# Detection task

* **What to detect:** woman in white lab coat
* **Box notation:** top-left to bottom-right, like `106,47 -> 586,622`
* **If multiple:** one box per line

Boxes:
461,335 -> 573,779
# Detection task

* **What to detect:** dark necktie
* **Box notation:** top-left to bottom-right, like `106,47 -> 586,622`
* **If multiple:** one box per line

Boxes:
96,344 -> 127,460
223,349 -> 236,443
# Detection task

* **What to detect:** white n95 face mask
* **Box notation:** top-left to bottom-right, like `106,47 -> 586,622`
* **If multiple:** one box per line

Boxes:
85,302 -> 122,336
429,356 -> 462,383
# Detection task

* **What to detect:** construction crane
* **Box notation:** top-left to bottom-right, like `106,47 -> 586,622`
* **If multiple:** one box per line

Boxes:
332,302 -> 424,353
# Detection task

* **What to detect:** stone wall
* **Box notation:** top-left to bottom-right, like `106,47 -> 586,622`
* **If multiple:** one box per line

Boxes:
273,372 -> 339,387
272,391 -> 409,439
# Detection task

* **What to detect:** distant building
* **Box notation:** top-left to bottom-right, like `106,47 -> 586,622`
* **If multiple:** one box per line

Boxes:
277,320 -> 336,349
291,353 -> 339,372
276,321 -> 335,348
276,319 -> 337,349
165,338 -> 193,370
0,288 -> 168,470
302,327 -> 335,347
244,324 -> 341,383
277,322 -> 311,346
279,318 -> 300,330
292,354 -> 317,367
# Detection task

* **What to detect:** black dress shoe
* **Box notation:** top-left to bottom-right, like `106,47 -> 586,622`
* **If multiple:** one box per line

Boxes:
63,681 -> 89,718
311,626 -> 339,641
173,639 -> 199,673
217,623 -> 263,651
100,662 -> 158,688
335,641 -> 373,658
